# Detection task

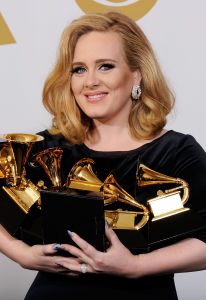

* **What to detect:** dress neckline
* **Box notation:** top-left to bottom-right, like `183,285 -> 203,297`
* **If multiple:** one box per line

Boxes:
80,130 -> 173,156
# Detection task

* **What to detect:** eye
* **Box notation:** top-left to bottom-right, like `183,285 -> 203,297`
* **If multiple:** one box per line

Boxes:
99,63 -> 115,71
71,66 -> 87,75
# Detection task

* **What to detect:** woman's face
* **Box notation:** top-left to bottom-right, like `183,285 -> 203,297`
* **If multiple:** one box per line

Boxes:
71,31 -> 141,125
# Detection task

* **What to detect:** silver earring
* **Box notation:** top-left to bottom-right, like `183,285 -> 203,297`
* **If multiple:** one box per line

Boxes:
131,85 -> 141,100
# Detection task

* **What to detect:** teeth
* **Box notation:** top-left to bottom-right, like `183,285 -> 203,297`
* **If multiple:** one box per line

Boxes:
87,93 -> 105,100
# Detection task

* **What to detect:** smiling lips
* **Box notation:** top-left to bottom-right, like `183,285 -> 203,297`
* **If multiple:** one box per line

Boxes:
84,92 -> 108,102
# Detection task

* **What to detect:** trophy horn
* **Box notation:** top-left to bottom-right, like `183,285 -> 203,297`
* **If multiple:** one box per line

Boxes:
65,158 -> 102,192
0,138 -> 12,179
137,163 -> 190,221
103,174 -> 149,230
66,158 -> 120,206
137,163 -> 189,205
33,147 -> 63,188
3,133 -> 44,186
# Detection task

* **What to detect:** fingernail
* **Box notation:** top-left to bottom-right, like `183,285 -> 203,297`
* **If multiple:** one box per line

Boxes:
52,243 -> 63,251
67,230 -> 73,238
105,219 -> 110,229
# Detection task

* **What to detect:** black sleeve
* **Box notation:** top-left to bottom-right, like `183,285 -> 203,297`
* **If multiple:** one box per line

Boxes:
173,134 -> 206,243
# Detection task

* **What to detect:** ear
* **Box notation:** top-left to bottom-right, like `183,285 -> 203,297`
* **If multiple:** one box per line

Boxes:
133,69 -> 142,85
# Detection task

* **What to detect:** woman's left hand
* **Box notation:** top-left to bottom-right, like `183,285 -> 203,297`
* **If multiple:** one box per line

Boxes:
58,225 -> 138,278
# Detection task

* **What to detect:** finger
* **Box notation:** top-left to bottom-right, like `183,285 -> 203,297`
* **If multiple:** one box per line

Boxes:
34,243 -> 65,257
67,231 -> 97,257
62,243 -> 93,266
58,261 -> 92,275
56,259 -> 80,275
41,243 -> 64,255
105,226 -> 122,246
55,261 -> 80,276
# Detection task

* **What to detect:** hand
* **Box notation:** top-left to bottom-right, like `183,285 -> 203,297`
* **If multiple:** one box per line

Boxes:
17,242 -> 81,275
59,226 -> 138,278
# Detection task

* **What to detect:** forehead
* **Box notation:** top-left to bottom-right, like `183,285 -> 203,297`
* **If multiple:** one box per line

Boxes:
73,31 -> 126,62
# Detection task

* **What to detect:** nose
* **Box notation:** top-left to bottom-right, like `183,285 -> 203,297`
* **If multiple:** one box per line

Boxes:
84,70 -> 99,88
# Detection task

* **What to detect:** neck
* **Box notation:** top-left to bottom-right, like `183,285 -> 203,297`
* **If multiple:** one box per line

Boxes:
85,122 -> 141,151
85,124 -> 167,151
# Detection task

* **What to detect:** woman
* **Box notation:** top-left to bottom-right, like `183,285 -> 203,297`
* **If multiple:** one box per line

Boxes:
1,11 -> 206,300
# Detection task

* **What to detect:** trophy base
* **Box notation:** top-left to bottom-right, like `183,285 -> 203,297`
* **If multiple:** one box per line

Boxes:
40,189 -> 106,254
17,209 -> 43,245
111,209 -> 206,254
148,209 -> 206,249
114,227 -> 150,254
0,188 -> 27,235
0,183 -> 41,242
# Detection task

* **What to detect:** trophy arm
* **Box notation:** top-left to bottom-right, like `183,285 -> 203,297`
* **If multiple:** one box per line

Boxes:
163,178 -> 190,206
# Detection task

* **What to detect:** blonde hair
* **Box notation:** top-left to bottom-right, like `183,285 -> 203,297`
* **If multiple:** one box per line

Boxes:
43,11 -> 175,143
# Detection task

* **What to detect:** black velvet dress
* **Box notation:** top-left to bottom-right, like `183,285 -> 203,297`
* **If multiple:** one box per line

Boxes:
24,129 -> 206,300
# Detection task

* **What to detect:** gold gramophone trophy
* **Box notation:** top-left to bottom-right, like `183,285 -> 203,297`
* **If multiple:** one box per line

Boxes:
66,158 -> 150,230
31,150 -> 106,251
0,133 -> 44,236
137,163 -> 190,221
33,147 -> 64,189
136,163 -> 206,248
24,147 -> 206,252
64,158 -> 206,253
64,158 -> 152,253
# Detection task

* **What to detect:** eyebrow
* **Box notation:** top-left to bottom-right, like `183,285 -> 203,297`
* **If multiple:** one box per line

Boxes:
72,58 -> 117,66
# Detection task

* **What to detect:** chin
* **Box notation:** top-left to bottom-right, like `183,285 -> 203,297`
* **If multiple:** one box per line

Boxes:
85,112 -> 106,119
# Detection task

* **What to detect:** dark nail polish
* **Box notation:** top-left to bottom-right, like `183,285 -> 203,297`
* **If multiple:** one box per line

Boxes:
52,243 -> 62,251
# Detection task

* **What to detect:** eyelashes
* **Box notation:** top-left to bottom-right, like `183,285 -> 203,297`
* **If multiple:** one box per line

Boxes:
71,63 -> 115,75
100,63 -> 115,71
71,66 -> 86,74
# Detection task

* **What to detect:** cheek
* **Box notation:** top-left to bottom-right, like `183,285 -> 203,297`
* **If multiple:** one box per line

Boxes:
106,78 -> 122,93
70,78 -> 75,94
113,72 -> 133,89
112,76 -> 133,96
71,77 -> 82,96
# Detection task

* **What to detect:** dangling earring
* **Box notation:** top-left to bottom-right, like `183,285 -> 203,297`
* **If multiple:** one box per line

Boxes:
131,85 -> 141,100
52,117 -> 58,129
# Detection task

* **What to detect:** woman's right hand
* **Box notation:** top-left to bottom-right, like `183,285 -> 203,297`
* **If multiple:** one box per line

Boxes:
17,242 -> 80,274
0,225 -> 79,274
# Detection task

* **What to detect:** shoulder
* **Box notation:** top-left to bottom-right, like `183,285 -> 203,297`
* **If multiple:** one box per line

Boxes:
31,129 -> 73,155
36,129 -> 72,149
164,130 -> 206,178
140,130 -> 206,177
162,130 -> 206,165
166,130 -> 205,154
156,130 -> 205,153
162,130 -> 197,144
143,130 -> 205,157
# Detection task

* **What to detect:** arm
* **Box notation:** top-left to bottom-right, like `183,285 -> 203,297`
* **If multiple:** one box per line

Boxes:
0,224 -> 75,273
137,237 -> 206,276
60,226 -> 206,278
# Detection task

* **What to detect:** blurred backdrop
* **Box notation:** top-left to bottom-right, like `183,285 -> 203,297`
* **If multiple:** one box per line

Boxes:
0,1 -> 206,299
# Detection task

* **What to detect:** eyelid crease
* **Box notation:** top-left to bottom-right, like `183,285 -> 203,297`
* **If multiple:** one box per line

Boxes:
72,59 -> 117,67
70,66 -> 87,74
98,63 -> 115,70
